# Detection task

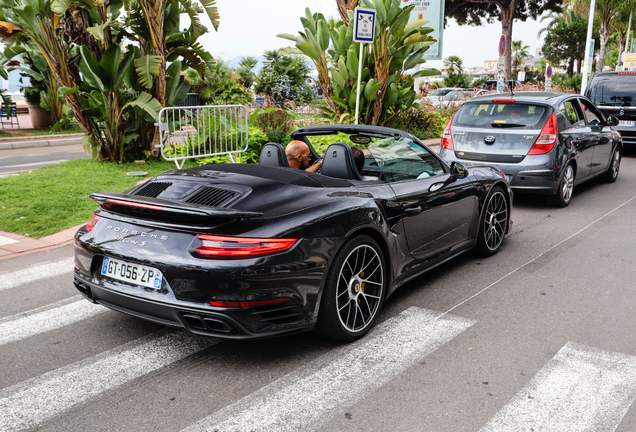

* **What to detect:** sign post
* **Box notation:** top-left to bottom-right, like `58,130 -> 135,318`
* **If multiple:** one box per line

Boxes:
353,7 -> 376,125
497,35 -> 506,93
545,64 -> 553,92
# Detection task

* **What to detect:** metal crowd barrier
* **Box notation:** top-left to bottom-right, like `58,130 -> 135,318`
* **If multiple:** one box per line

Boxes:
155,104 -> 248,169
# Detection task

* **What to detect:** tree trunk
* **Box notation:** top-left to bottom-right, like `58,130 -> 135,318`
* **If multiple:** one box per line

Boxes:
616,33 -> 626,71
597,19 -> 611,73
576,58 -> 583,74
567,57 -> 574,77
499,2 -> 517,82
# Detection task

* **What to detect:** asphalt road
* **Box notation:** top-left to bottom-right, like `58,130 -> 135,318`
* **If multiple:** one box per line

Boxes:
2,151 -> 636,432
0,143 -> 89,175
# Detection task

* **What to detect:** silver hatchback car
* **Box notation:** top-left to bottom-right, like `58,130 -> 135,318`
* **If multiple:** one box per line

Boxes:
438,92 -> 622,207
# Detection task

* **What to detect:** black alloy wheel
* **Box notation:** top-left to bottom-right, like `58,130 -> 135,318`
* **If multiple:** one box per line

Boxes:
475,186 -> 508,256
547,162 -> 575,207
316,235 -> 386,341
601,147 -> 621,183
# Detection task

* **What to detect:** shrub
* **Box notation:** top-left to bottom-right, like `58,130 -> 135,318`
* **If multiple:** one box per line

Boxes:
394,102 -> 459,140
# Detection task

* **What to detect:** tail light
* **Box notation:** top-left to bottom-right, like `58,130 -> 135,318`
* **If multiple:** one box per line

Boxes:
528,112 -> 558,155
441,114 -> 456,150
209,298 -> 290,308
195,235 -> 298,257
86,214 -> 100,232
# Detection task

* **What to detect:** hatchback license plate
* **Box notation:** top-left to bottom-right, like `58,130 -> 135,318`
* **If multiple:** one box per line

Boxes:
618,120 -> 635,127
101,257 -> 162,289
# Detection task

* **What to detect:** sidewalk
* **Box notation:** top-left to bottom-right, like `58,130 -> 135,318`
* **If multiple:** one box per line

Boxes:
0,224 -> 83,262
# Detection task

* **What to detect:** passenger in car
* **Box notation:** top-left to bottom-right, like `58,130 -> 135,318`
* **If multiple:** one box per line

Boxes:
286,140 -> 322,173
352,146 -> 365,175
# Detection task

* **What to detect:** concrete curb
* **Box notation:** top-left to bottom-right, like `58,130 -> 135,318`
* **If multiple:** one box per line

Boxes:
0,134 -> 84,150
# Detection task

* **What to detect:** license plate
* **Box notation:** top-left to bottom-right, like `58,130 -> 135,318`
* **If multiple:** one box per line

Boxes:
618,121 -> 635,127
101,257 -> 162,289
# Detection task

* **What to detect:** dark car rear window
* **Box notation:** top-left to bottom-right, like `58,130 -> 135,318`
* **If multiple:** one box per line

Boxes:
588,74 -> 636,107
454,102 -> 551,130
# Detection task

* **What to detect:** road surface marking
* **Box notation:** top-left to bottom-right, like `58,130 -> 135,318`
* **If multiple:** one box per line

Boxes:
4,159 -> 69,168
440,195 -> 636,320
69,150 -> 85,153
479,342 -> 636,432
0,296 -> 106,346
184,307 -> 475,432
0,331 -> 219,432
28,153 -> 50,156
0,235 -> 19,246
0,257 -> 74,292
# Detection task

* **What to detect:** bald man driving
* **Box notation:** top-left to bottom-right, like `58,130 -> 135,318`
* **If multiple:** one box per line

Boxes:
286,140 -> 322,173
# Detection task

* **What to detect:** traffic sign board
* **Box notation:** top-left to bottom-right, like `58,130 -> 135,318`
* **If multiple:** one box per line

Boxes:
353,7 -> 376,43
499,35 -> 506,56
546,65 -> 553,78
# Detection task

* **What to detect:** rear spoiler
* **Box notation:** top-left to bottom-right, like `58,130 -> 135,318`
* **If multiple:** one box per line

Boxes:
90,192 -> 262,221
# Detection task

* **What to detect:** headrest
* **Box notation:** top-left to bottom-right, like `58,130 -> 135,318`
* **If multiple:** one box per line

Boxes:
259,142 -> 289,168
320,143 -> 362,180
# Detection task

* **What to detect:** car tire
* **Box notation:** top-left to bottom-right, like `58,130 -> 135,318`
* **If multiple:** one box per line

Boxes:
474,186 -> 508,256
601,147 -> 621,183
547,163 -> 575,207
315,235 -> 386,342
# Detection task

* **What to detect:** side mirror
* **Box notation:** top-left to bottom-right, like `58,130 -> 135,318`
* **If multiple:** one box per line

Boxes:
606,115 -> 619,127
450,161 -> 468,179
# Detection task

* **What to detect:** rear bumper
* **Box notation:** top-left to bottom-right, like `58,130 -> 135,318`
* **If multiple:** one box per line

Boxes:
74,273 -> 315,339
439,148 -> 559,195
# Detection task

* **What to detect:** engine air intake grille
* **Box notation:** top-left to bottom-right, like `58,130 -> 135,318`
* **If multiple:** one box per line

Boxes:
133,182 -> 172,197
186,187 -> 239,207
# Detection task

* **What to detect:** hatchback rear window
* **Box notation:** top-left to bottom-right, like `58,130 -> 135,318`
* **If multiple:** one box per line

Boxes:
454,102 -> 551,130
588,74 -> 636,107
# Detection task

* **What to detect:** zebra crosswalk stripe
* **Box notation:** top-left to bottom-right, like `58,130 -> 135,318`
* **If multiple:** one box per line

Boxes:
0,297 -> 107,346
183,307 -> 475,432
0,257 -> 74,292
478,342 -> 636,432
0,330 -> 219,432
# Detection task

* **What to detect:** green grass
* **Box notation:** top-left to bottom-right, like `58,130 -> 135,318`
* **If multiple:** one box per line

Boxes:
0,159 -> 195,238
0,124 -> 83,138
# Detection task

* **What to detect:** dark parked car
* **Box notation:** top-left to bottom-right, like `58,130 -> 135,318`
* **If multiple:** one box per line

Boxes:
438,92 -> 622,207
73,125 -> 511,342
585,71 -> 636,146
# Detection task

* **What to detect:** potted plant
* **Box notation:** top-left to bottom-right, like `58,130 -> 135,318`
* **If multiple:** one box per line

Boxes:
23,85 -> 53,128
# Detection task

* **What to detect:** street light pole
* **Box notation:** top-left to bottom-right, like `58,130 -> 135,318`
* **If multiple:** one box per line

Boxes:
581,0 -> 596,95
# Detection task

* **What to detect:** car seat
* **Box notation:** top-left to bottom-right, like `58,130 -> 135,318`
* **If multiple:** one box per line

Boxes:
320,143 -> 362,180
259,142 -> 290,168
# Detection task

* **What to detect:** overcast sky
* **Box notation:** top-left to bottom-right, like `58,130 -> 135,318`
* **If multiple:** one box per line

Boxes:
201,0 -> 548,69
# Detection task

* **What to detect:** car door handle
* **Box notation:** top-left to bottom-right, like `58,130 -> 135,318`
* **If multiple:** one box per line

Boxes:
403,204 -> 422,215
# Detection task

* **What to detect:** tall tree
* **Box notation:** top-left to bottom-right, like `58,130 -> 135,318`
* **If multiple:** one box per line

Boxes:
611,3 -> 636,70
566,0 -> 628,72
445,0 -> 562,80
541,16 -> 588,76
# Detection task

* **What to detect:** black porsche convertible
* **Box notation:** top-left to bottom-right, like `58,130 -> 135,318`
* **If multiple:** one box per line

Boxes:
73,125 -> 511,341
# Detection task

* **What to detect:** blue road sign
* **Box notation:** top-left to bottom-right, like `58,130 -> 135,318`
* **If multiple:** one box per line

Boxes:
499,35 -> 506,56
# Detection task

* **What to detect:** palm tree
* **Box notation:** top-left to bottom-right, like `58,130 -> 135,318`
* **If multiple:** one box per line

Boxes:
237,56 -> 259,89
512,40 -> 530,71
565,0 -> 628,72
443,56 -> 464,77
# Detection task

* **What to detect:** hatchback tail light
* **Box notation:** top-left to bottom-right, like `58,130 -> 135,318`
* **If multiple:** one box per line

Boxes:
86,214 -> 100,232
441,114 -> 456,150
528,112 -> 558,155
195,235 -> 298,257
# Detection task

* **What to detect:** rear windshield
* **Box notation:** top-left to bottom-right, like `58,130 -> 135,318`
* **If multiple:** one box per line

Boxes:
588,74 -> 636,107
454,102 -> 551,130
